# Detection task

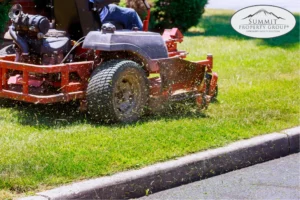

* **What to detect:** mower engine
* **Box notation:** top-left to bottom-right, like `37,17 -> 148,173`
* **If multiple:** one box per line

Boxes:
9,4 -> 71,65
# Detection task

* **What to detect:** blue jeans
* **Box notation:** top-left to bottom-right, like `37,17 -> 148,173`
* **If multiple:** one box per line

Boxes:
102,4 -> 143,30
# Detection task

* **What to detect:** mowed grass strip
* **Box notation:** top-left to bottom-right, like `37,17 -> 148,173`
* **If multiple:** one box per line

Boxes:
0,9 -> 299,199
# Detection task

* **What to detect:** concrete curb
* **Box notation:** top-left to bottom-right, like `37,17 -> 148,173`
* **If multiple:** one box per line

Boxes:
282,127 -> 300,154
20,127 -> 300,200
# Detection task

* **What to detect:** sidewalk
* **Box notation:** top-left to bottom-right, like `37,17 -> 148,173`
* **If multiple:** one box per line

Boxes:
206,0 -> 300,12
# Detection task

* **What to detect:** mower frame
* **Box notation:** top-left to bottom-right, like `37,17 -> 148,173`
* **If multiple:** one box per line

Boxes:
0,0 -> 218,121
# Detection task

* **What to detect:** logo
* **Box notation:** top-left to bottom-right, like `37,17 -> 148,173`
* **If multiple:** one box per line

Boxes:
231,5 -> 296,38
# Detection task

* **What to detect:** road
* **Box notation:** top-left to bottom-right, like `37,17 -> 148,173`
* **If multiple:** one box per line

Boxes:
206,0 -> 300,12
140,153 -> 300,200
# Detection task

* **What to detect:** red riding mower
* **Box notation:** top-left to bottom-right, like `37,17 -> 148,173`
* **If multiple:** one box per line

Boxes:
0,0 -> 218,123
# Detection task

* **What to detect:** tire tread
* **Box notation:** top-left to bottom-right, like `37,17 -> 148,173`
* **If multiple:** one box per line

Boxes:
87,59 -> 148,123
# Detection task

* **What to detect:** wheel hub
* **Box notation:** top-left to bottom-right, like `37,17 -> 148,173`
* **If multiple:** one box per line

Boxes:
115,78 -> 138,114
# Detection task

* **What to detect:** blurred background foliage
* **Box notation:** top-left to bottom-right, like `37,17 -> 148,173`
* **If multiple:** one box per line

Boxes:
123,0 -> 208,32
1,0 -> 208,34
0,0 -> 12,33
150,0 -> 208,32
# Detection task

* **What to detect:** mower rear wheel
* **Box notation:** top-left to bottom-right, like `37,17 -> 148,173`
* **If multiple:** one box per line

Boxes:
87,60 -> 149,123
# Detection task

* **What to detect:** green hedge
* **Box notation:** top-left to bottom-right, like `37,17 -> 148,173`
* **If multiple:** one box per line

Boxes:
0,0 -> 207,34
150,0 -> 208,32
0,0 -> 12,34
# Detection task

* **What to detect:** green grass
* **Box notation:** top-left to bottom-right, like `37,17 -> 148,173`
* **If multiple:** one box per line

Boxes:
1,9 -> 300,199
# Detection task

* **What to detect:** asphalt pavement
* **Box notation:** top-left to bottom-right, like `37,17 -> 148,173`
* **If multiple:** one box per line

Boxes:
206,0 -> 300,12
140,153 -> 300,200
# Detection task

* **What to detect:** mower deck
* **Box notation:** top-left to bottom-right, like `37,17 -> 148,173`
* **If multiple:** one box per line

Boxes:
0,55 -> 93,104
0,54 -> 216,106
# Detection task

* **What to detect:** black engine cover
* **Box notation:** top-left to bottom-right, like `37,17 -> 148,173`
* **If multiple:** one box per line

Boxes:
27,36 -> 71,55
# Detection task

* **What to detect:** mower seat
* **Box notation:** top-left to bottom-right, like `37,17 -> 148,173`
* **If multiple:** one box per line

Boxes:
41,37 -> 71,54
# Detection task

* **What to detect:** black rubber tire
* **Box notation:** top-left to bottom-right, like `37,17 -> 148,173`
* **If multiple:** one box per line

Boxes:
0,44 -> 15,56
205,73 -> 218,103
210,85 -> 218,103
87,60 -> 149,123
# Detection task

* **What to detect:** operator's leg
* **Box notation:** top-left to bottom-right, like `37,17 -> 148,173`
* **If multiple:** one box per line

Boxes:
103,4 -> 143,30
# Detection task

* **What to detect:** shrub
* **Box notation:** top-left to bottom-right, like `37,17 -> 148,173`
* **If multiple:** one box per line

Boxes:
0,0 -> 12,34
119,0 -> 126,7
150,0 -> 208,32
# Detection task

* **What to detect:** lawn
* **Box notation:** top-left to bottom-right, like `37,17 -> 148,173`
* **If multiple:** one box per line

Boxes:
0,9 -> 299,199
